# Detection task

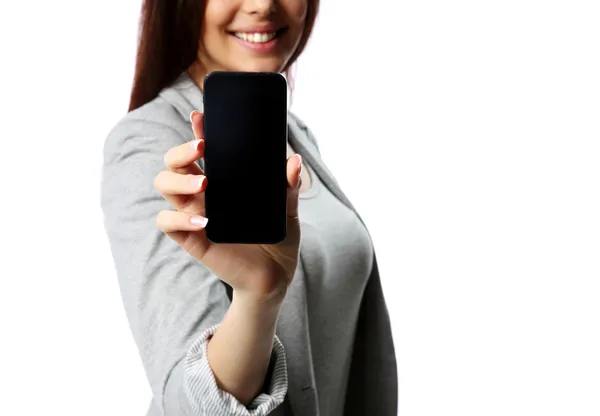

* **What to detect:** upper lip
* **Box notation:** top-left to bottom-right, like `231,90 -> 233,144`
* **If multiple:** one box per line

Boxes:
230,24 -> 285,33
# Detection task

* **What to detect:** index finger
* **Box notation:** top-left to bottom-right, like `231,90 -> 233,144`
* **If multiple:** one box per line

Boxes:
164,138 -> 205,175
162,110 -> 205,175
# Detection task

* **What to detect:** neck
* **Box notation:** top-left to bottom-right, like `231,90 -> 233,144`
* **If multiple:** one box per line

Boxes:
187,62 -> 207,92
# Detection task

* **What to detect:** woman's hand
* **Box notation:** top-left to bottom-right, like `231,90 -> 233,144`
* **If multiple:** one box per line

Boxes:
154,110 -> 303,303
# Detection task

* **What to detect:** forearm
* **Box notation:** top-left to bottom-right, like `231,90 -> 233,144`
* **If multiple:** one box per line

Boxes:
206,288 -> 285,405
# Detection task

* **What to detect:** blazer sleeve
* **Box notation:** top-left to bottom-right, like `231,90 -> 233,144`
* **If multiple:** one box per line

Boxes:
100,118 -> 288,415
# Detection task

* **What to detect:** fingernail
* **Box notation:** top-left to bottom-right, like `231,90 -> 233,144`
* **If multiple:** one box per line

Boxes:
189,139 -> 203,152
297,154 -> 303,170
190,216 -> 208,227
190,175 -> 206,188
189,110 -> 200,124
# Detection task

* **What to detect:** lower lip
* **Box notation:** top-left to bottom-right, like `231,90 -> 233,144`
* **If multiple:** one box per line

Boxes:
230,34 -> 281,53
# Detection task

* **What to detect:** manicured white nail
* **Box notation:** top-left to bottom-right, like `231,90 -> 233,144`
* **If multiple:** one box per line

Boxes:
189,139 -> 203,152
190,216 -> 208,227
189,175 -> 206,188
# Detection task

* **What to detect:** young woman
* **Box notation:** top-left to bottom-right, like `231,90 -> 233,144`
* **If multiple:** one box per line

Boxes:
100,0 -> 397,415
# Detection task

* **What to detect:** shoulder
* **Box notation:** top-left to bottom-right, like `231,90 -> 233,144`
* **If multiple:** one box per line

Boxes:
103,96 -> 192,164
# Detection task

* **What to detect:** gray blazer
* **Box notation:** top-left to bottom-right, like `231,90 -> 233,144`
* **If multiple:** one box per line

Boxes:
101,72 -> 397,415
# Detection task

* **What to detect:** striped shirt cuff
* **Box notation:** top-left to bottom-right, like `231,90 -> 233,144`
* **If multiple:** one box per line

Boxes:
183,324 -> 288,416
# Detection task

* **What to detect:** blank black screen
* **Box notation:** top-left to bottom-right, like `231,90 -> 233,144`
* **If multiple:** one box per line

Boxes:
203,72 -> 288,244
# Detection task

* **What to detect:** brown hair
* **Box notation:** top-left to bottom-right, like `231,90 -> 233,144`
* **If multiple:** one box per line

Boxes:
128,0 -> 320,112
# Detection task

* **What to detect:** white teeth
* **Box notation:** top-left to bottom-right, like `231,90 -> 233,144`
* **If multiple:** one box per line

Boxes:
234,31 -> 277,43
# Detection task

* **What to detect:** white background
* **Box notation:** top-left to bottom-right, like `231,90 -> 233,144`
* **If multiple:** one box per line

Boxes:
0,0 -> 599,415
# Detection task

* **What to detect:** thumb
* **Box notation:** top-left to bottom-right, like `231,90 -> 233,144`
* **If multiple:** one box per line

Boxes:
286,154 -> 303,217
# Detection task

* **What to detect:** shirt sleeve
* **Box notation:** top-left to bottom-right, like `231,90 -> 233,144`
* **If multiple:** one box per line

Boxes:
183,324 -> 288,415
100,117 -> 288,415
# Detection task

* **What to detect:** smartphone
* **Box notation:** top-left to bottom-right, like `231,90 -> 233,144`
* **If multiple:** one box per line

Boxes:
202,71 -> 288,244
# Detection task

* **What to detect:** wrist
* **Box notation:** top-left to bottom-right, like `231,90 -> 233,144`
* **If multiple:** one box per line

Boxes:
232,285 -> 287,312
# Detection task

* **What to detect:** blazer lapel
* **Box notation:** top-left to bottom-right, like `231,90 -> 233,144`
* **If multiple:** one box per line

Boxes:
275,257 -> 319,416
287,119 -> 365,227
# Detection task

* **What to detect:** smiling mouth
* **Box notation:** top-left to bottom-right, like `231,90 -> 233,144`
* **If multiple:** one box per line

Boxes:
230,28 -> 287,44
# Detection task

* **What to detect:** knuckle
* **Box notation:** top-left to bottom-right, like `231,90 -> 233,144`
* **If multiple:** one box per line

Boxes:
163,145 -> 179,168
156,211 -> 168,229
163,150 -> 171,168
153,170 -> 169,191
153,173 -> 162,191
156,210 -> 177,230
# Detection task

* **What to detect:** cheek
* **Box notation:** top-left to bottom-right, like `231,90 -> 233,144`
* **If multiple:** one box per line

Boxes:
284,0 -> 308,51
201,0 -> 236,46
285,0 -> 309,26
